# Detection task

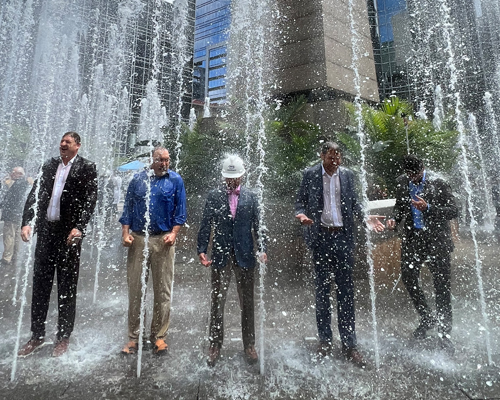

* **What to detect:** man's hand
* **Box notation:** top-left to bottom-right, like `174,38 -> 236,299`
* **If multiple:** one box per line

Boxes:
412,195 -> 428,211
67,228 -> 82,246
199,253 -> 212,267
366,215 -> 386,232
21,226 -> 32,242
258,253 -> 268,264
163,232 -> 177,246
386,219 -> 396,230
295,213 -> 313,225
122,233 -> 134,247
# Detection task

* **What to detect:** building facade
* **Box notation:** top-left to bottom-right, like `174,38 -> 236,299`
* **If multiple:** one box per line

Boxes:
193,0 -> 231,105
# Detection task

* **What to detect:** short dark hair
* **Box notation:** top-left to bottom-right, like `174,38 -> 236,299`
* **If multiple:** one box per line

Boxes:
403,154 -> 424,174
62,131 -> 81,145
320,141 -> 341,155
151,146 -> 168,158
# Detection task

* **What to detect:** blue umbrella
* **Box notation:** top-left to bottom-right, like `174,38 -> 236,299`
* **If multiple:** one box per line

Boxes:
117,160 -> 146,172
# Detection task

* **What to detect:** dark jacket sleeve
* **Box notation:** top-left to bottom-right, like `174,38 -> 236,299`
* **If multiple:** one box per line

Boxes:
295,168 -> 310,216
197,192 -> 214,255
75,161 -> 98,233
251,190 -> 267,253
424,179 -> 458,221
22,180 -> 38,227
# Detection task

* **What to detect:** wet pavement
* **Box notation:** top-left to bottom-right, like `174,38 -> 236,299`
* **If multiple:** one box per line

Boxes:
0,220 -> 499,400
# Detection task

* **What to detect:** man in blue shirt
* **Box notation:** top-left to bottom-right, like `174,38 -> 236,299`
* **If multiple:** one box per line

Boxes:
388,155 -> 458,353
119,146 -> 187,355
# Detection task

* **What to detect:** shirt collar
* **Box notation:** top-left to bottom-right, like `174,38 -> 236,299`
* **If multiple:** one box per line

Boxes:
60,154 -> 78,166
321,164 -> 339,177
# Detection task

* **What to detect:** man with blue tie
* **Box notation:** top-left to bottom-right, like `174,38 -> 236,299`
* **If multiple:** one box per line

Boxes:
198,155 -> 267,367
387,154 -> 458,353
295,142 -> 384,367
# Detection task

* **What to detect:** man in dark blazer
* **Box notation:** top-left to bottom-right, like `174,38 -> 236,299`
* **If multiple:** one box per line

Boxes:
295,142 -> 384,367
18,132 -> 97,357
387,154 -> 458,353
198,155 -> 266,367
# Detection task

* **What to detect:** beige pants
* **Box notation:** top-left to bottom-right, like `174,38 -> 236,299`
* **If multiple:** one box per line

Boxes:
2,221 -> 20,264
127,232 -> 175,342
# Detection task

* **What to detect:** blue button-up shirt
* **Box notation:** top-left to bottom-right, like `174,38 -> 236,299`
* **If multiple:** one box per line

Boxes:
409,170 -> 426,229
119,169 -> 187,234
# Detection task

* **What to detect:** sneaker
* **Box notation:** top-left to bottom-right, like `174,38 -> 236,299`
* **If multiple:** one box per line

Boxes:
342,346 -> 367,368
18,338 -> 45,357
316,341 -> 332,358
413,315 -> 437,339
244,345 -> 258,364
121,341 -> 138,355
207,343 -> 220,367
153,339 -> 168,355
52,337 -> 69,357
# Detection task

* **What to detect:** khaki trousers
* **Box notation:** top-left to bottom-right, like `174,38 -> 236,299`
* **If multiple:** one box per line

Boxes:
2,221 -> 20,264
127,232 -> 175,342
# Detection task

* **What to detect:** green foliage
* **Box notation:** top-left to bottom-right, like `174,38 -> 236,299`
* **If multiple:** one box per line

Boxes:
265,96 -> 327,196
339,97 -> 459,196
162,119 -> 244,198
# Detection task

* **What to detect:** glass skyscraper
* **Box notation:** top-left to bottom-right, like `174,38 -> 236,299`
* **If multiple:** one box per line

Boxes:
193,0 -> 231,105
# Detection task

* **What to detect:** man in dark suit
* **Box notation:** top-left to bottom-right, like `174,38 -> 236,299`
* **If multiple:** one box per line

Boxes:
18,132 -> 97,357
295,142 -> 384,367
387,154 -> 458,353
198,155 -> 266,367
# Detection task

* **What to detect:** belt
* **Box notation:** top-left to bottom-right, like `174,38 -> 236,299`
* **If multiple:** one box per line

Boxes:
321,225 -> 343,233
133,231 -> 169,236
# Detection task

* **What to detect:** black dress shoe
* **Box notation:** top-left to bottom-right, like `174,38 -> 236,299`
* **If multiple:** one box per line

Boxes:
342,347 -> 367,368
439,335 -> 455,355
316,341 -> 332,358
413,315 -> 438,339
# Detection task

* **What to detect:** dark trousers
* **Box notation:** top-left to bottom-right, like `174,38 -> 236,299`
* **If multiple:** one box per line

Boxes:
31,222 -> 82,340
209,254 -> 255,349
312,230 -> 356,349
401,229 -> 452,334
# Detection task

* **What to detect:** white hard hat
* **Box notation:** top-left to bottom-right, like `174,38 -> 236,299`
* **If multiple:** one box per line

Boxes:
221,155 -> 245,178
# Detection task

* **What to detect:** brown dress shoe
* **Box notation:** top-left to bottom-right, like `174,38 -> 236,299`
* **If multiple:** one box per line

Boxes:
343,347 -> 366,368
207,344 -> 220,367
52,338 -> 70,357
316,341 -> 332,358
18,338 -> 45,357
244,345 -> 258,364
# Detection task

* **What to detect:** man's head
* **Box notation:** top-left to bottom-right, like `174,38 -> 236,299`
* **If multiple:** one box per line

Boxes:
320,142 -> 342,173
151,147 -> 170,177
221,155 -> 245,190
11,167 -> 25,180
60,132 -> 81,162
403,154 -> 424,183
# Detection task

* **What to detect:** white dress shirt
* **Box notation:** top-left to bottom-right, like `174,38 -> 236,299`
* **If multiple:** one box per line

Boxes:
47,156 -> 77,221
321,164 -> 343,227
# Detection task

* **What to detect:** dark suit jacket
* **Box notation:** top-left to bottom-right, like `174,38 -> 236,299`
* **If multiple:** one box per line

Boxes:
1,179 -> 30,223
22,155 -> 98,236
295,163 -> 363,249
392,172 -> 458,252
197,186 -> 264,269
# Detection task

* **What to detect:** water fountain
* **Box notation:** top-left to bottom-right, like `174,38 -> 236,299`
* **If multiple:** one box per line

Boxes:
0,0 -> 500,397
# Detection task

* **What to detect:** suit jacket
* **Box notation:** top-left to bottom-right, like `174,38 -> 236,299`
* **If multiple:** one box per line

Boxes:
295,163 -> 363,249
22,155 -> 98,236
197,186 -> 264,269
392,172 -> 458,252
1,179 -> 30,223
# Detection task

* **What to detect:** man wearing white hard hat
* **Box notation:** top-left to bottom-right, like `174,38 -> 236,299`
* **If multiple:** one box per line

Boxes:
197,155 -> 267,367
